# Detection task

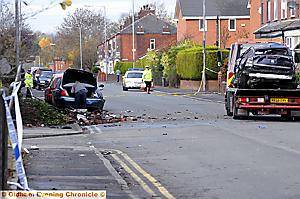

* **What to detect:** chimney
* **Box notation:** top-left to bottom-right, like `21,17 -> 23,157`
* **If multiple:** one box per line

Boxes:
138,4 -> 155,19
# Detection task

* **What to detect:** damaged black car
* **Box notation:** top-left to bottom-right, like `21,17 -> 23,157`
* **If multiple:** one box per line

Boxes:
234,43 -> 298,89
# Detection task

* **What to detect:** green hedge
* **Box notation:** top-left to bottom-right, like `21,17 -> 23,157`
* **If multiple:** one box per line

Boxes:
114,62 -> 134,74
176,49 -> 229,80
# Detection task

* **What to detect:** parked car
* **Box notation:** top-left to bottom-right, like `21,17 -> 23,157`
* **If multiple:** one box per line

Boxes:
234,43 -> 298,89
36,70 -> 54,89
122,70 -> 144,91
33,68 -> 53,89
45,69 -> 105,110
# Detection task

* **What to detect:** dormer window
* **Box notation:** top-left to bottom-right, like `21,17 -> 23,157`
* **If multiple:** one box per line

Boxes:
162,26 -> 170,34
137,26 -> 145,34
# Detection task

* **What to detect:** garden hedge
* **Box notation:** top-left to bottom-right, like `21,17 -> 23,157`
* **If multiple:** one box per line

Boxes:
114,62 -> 134,74
176,48 -> 229,80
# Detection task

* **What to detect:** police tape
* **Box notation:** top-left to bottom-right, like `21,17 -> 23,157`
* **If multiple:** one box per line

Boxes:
11,82 -> 23,151
205,67 -> 219,74
2,87 -> 29,190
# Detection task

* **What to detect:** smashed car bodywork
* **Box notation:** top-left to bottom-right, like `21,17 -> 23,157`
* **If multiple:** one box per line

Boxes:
234,43 -> 297,89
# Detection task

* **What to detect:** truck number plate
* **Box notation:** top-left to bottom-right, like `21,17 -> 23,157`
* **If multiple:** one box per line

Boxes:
270,98 -> 288,103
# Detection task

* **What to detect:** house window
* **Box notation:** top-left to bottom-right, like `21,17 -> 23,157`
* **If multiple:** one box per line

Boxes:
290,7 -> 296,18
228,19 -> 236,31
199,19 -> 207,31
281,0 -> 287,19
274,0 -> 278,20
267,0 -> 271,22
150,39 -> 155,50
286,37 -> 293,49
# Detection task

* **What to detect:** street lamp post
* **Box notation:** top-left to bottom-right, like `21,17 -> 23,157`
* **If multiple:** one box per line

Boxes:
15,0 -> 21,82
201,0 -> 207,92
132,0 -> 135,68
50,43 -> 56,71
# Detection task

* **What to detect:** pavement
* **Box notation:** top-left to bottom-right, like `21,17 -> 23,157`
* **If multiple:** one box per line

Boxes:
23,130 -> 137,198
23,127 -> 83,139
23,83 -> 300,199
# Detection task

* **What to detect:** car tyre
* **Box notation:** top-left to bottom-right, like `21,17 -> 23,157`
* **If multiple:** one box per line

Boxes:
123,86 -> 128,91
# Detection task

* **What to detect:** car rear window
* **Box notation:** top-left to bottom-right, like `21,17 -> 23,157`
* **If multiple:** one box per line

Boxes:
40,71 -> 53,78
255,48 -> 290,56
127,73 -> 143,78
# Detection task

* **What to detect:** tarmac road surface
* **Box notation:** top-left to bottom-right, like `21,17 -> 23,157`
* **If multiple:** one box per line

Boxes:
25,83 -> 300,199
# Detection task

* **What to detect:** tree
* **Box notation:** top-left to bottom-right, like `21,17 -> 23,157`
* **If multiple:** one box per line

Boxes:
149,1 -> 169,20
220,25 -> 231,49
55,8 -> 119,70
0,2 -> 38,69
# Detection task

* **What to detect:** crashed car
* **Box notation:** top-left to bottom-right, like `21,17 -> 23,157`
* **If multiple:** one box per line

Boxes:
45,69 -> 105,110
235,43 -> 298,89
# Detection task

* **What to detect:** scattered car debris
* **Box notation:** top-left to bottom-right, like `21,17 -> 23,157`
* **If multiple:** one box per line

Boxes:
30,146 -> 39,150
258,125 -> 268,129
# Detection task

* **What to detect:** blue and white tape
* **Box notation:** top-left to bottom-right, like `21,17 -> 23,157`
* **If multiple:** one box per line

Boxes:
2,91 -> 29,190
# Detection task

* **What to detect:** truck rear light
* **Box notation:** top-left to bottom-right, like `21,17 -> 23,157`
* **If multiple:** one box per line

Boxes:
257,98 -> 265,103
61,89 -> 69,96
239,98 -> 249,103
296,98 -> 300,103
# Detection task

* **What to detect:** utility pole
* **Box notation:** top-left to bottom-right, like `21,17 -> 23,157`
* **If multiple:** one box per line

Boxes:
103,7 -> 108,81
132,0 -> 135,68
15,0 -> 21,82
201,0 -> 207,92
0,0 -> 4,28
0,89 -> 8,190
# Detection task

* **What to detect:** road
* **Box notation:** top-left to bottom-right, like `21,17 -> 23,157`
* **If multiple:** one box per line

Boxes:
27,84 -> 300,199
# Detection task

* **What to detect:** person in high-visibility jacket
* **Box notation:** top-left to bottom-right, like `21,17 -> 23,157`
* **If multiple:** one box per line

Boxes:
24,70 -> 33,98
142,66 -> 153,94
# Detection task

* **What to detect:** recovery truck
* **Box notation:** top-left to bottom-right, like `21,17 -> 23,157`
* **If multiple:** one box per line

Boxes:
225,43 -> 300,119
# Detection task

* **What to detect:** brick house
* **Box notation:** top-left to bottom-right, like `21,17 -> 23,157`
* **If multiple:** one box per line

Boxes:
252,0 -> 300,51
98,6 -> 177,74
174,0 -> 251,48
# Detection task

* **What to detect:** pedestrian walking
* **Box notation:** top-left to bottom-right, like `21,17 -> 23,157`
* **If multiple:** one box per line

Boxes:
24,69 -> 33,98
116,69 -> 121,83
71,81 -> 88,109
142,66 -> 153,94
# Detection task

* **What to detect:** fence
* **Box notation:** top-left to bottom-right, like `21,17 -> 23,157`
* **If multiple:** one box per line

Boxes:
0,89 -> 8,190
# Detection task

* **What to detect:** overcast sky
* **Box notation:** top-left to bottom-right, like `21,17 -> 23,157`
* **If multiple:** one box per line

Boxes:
21,0 -> 176,33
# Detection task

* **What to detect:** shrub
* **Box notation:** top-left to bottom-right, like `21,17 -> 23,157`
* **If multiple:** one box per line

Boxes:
91,66 -> 100,74
161,42 -> 197,87
176,48 -> 229,80
114,62 -> 134,74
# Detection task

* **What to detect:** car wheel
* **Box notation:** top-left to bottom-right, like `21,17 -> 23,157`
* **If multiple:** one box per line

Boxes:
123,86 -> 128,91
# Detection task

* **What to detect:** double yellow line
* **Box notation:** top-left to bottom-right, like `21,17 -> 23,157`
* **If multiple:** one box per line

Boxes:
111,150 -> 175,199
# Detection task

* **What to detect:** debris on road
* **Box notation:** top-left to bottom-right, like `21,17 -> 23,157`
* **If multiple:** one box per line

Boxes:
258,125 -> 268,129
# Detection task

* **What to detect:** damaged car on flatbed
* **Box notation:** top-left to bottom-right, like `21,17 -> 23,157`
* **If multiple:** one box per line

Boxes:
45,69 -> 105,110
225,43 -> 300,119
234,43 -> 298,89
